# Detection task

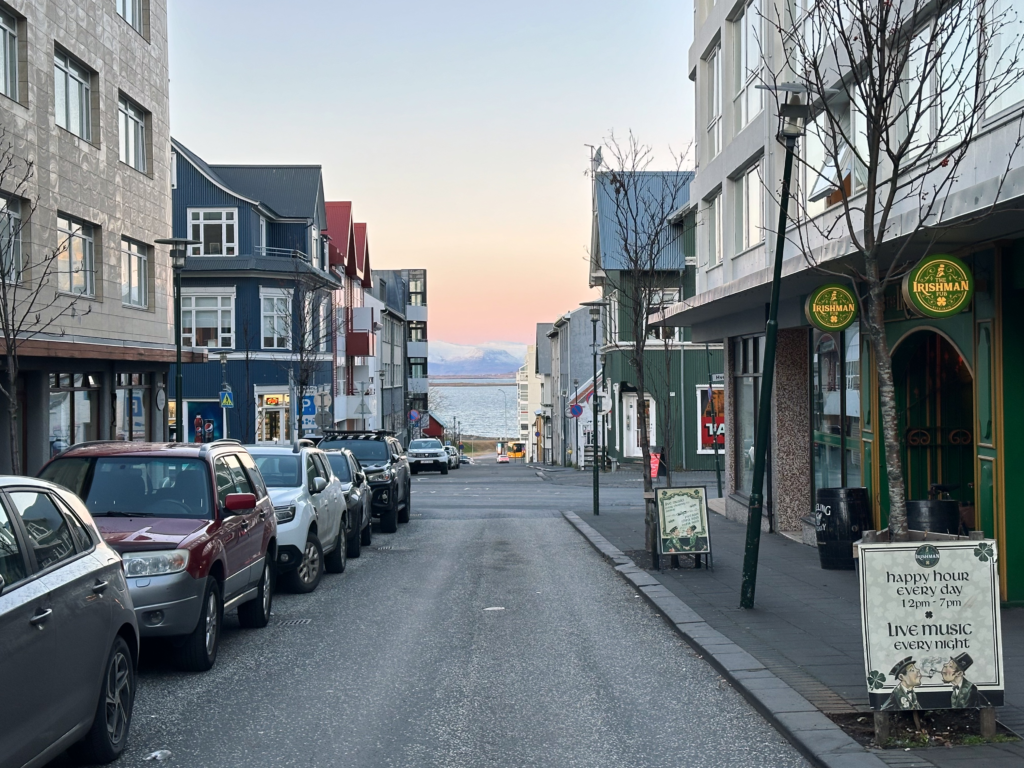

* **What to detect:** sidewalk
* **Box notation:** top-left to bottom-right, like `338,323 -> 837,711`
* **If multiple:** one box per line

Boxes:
568,499 -> 1024,768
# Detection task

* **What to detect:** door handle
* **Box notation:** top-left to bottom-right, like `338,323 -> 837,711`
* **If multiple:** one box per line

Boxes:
92,580 -> 109,594
30,608 -> 53,627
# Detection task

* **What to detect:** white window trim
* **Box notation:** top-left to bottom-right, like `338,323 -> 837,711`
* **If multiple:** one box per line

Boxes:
116,0 -> 143,33
0,6 -> 18,102
260,286 -> 292,351
121,237 -> 149,309
118,94 -> 147,173
735,0 -> 763,129
181,286 -> 236,350
706,193 -> 723,267
187,207 -> 238,256
170,150 -> 177,189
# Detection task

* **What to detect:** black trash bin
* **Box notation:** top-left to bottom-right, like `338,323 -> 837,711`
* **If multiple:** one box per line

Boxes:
815,487 -> 872,570
906,500 -> 960,535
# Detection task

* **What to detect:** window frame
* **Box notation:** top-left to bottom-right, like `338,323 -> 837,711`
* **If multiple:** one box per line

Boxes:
8,488 -> 90,574
116,0 -> 144,35
181,289 -> 235,350
1,195 -> 21,282
56,213 -> 95,296
118,93 -> 147,173
734,0 -> 763,130
706,193 -> 723,266
121,237 -> 149,308
706,46 -> 723,159
737,162 -> 764,252
260,288 -> 291,350
53,48 -> 92,142
0,5 -> 18,103
187,208 -> 238,256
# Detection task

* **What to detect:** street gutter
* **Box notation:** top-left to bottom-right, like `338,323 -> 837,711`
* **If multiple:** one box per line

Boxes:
562,510 -> 888,768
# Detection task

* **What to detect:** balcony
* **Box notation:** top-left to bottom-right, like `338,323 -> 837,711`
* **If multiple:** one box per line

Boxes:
252,246 -> 310,262
347,331 -> 376,357
407,341 -> 428,358
406,304 -> 427,322
408,377 -> 429,394
340,307 -> 379,359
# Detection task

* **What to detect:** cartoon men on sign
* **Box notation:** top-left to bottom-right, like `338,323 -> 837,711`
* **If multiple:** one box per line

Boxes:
942,653 -> 988,709
663,525 -> 700,553
881,657 -> 922,711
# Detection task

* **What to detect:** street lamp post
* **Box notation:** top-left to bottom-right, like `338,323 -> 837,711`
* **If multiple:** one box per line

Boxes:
582,300 -> 607,516
739,91 -> 807,609
155,238 -> 200,442
573,378 -> 579,468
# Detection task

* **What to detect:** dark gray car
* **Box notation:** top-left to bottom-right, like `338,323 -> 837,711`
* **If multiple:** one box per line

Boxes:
323,449 -> 372,557
0,476 -> 139,767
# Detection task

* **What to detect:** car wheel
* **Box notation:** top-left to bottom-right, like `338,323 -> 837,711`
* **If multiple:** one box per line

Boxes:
343,509 -> 362,558
360,512 -> 372,545
72,636 -> 135,764
379,494 -> 398,533
326,514 -> 349,573
285,532 -> 324,592
176,578 -> 222,672
238,558 -> 274,628
441,464 -> 449,475
398,481 -> 411,524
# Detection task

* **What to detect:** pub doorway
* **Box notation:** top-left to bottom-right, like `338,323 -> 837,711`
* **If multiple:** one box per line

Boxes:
891,330 -> 975,524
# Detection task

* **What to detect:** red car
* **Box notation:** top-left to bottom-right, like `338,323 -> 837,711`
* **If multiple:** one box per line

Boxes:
40,440 -> 277,671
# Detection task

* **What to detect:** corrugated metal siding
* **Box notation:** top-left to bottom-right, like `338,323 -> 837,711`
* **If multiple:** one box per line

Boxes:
173,155 -> 257,254
269,222 -> 308,254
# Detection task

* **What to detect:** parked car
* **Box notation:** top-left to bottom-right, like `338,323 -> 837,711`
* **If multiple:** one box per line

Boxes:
459,454 -> 472,465
408,438 -> 448,475
322,448 -> 372,556
39,440 -> 277,672
444,446 -> 460,470
318,431 -> 410,533
0,476 -> 139,767
247,445 -> 347,594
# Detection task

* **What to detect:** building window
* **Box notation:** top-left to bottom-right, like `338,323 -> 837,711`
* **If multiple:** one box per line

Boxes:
56,214 -> 95,296
986,0 -> 1024,115
116,0 -> 143,34
1,195 -> 21,281
706,46 -> 722,159
262,292 -> 291,350
410,357 -> 427,378
54,49 -> 92,141
319,300 -> 331,352
170,150 -> 177,188
707,193 -> 722,266
812,327 -> 861,498
48,373 -> 101,455
121,237 -> 148,308
118,94 -> 147,173
734,0 -> 763,130
182,293 -> 234,349
188,208 -> 237,256
114,373 -> 149,441
737,162 -> 763,252
408,321 -> 427,342
0,6 -> 18,102
408,270 -> 426,306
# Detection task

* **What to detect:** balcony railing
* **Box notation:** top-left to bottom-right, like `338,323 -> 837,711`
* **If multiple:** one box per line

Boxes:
252,246 -> 310,262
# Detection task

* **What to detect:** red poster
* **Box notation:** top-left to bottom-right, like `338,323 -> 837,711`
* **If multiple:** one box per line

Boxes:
698,387 -> 725,453
650,452 -> 661,479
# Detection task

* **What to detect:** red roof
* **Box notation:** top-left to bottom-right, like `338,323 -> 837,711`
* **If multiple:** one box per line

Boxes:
354,223 -> 372,288
325,201 -> 356,276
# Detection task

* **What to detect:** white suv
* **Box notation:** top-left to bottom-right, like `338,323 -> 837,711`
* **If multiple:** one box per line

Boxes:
248,445 -> 346,593
408,438 -> 449,475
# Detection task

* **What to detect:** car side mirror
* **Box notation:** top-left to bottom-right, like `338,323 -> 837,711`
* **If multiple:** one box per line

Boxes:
224,493 -> 257,514
356,472 -> 366,484
312,476 -> 328,494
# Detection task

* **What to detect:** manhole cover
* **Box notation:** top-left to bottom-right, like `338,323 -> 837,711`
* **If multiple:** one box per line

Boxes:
374,545 -> 394,551
371,546 -> 410,552
278,619 -> 311,626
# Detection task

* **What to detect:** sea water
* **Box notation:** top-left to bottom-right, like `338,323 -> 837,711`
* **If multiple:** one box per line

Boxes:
428,379 -> 518,438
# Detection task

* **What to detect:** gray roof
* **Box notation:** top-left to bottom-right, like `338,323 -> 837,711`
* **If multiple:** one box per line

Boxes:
172,139 -> 250,203
594,171 -> 694,272
183,256 -> 340,289
209,165 -> 326,226
535,323 -> 554,374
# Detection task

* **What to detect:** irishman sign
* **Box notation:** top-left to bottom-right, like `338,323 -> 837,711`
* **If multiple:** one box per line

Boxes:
805,284 -> 859,332
859,540 -> 1004,710
901,254 -> 974,318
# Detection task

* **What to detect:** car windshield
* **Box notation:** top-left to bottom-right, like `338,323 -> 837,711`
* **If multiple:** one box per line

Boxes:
320,439 -> 388,462
251,455 -> 301,487
410,440 -> 441,450
40,456 -> 214,519
325,454 -> 352,482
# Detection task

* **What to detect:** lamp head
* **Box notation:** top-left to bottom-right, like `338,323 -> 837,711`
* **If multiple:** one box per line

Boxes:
779,93 -> 809,139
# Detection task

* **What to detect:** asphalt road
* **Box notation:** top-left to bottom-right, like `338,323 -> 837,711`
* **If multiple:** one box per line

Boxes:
64,460 -> 808,768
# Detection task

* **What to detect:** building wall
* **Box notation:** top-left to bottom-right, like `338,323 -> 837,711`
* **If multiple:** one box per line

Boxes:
771,328 -> 811,532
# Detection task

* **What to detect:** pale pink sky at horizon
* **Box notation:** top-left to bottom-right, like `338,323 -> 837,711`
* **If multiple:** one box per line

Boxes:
168,1 -> 694,345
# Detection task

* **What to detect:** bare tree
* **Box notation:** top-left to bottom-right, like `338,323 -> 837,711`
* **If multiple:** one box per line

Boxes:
0,130 -> 91,472
237,315 -> 257,444
757,0 -> 1024,536
594,132 -> 692,554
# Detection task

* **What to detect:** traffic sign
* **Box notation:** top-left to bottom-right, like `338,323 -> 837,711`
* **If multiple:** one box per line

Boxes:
219,390 -> 234,408
569,403 -> 584,418
315,391 -> 332,408
409,409 -> 420,423
315,408 -> 333,430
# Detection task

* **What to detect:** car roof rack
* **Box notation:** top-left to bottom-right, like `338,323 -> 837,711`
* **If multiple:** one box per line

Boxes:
198,438 -> 242,456
321,429 -> 394,439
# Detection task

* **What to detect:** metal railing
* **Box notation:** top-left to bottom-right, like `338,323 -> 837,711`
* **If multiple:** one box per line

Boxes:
252,246 -> 309,262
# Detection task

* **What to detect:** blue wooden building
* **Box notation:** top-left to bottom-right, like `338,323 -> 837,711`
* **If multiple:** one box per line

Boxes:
170,139 -> 339,443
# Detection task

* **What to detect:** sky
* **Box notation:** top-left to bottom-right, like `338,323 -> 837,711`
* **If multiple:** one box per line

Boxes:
168,0 -> 694,346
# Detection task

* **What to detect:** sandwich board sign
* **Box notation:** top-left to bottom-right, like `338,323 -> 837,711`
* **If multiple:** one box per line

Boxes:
858,539 -> 1003,710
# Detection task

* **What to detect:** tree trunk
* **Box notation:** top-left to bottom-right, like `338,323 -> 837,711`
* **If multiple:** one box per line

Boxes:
865,287 -> 908,538
6,355 -> 18,474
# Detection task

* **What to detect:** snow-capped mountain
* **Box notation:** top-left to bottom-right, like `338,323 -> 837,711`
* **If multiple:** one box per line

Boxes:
429,340 -> 527,376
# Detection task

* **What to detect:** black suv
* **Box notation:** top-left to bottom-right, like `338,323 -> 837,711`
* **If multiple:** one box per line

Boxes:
317,431 -> 410,533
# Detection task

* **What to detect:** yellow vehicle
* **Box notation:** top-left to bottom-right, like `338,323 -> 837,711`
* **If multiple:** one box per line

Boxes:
507,441 -> 526,459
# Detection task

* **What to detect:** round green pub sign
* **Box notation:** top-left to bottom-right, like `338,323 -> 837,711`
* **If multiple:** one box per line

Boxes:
804,284 -> 859,332
901,254 -> 974,318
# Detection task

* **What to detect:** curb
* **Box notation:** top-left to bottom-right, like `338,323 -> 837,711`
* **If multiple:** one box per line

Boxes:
562,510 -> 887,768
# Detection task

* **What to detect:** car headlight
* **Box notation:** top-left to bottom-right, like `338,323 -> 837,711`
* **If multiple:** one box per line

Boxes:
122,549 -> 189,577
369,469 -> 393,482
275,505 -> 296,523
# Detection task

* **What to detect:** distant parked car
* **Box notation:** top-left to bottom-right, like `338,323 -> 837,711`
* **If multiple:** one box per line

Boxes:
497,454 -> 509,464
322,448 -> 373,556
40,440 -> 277,672
0,476 -> 139,767
444,446 -> 460,470
318,431 -> 411,533
248,445 -> 347,594
459,454 -> 472,465
408,438 -> 448,475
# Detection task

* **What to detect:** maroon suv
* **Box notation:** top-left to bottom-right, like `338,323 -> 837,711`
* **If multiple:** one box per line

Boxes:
40,440 -> 277,671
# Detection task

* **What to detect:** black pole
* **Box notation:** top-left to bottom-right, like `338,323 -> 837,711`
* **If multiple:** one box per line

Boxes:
592,315 -> 600,515
706,341 -> 723,498
174,264 -> 183,442
740,133 -> 797,610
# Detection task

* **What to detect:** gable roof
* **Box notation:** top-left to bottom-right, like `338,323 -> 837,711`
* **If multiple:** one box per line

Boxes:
592,171 -> 694,275
209,165 -> 326,225
172,138 -> 261,207
354,223 -> 372,288
325,201 -> 357,276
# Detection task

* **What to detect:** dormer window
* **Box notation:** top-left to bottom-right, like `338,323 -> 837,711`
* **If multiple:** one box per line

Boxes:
188,208 -> 236,256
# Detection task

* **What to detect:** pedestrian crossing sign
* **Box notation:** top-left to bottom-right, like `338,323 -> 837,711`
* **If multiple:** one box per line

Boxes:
219,390 -> 234,408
